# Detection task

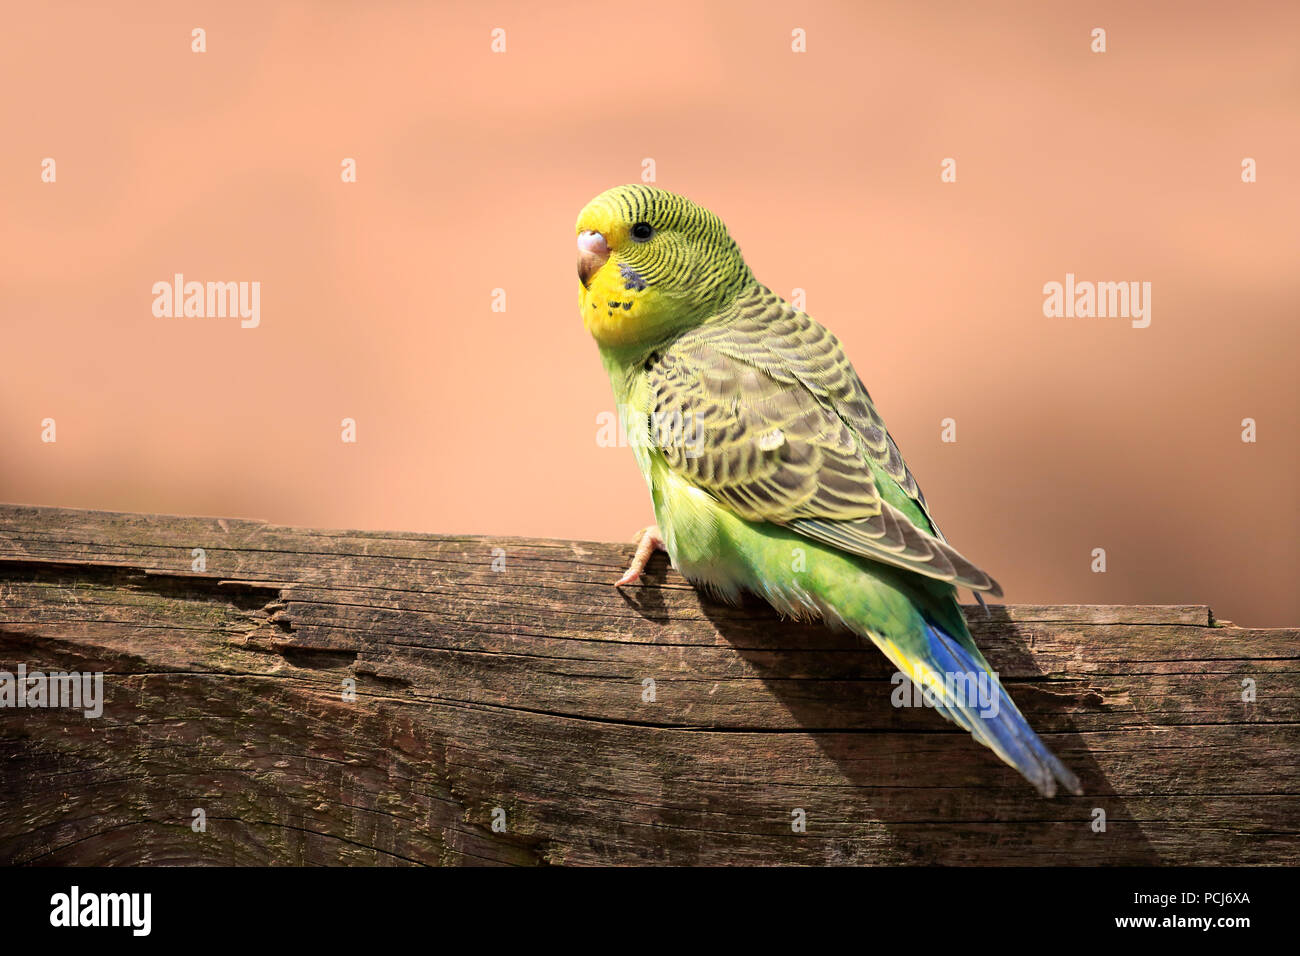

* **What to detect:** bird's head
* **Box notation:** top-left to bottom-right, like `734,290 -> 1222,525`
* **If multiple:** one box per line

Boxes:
575,184 -> 753,349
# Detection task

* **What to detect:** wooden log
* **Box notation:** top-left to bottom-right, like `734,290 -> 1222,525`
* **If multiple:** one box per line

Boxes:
0,504 -> 1295,866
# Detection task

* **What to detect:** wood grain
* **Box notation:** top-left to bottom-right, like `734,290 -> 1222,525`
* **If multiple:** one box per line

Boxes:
0,504 -> 1295,865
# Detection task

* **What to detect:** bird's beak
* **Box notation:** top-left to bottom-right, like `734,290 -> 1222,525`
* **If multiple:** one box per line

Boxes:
577,230 -> 610,289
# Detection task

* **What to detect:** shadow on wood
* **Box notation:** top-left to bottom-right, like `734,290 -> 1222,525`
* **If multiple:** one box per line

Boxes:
0,505 -> 1296,865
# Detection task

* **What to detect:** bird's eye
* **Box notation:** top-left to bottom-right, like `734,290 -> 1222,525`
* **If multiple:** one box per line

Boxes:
630,222 -> 654,242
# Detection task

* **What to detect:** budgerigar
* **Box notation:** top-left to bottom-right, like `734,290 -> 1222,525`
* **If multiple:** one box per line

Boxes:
576,184 -> 1080,797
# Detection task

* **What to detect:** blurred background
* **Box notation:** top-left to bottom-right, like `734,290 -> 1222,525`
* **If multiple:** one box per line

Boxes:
2,1 -> 1296,624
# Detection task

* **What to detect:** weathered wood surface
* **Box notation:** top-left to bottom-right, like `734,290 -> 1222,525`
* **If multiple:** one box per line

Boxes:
0,504 -> 1295,866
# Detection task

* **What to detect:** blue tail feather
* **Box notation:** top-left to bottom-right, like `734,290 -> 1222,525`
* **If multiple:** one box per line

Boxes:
920,619 -> 1081,797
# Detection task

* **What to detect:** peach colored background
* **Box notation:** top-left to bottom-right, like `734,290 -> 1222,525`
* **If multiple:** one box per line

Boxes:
2,2 -> 1297,625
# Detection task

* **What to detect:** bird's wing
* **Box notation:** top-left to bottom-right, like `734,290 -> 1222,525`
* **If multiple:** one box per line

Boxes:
646,295 -> 1001,594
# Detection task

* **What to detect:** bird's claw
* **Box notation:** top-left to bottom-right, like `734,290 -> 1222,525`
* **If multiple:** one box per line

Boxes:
615,525 -> 665,586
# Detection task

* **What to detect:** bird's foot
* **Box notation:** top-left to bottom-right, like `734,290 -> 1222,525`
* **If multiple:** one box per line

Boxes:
615,525 -> 665,587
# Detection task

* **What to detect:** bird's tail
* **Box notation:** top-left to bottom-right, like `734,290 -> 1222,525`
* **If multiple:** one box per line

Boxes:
870,617 -> 1082,798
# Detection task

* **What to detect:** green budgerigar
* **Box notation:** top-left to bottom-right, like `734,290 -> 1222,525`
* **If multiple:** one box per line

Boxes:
576,184 -> 1080,797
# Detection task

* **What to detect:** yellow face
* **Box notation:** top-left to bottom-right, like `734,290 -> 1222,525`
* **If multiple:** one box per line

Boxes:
575,203 -> 671,348
574,184 -> 751,350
